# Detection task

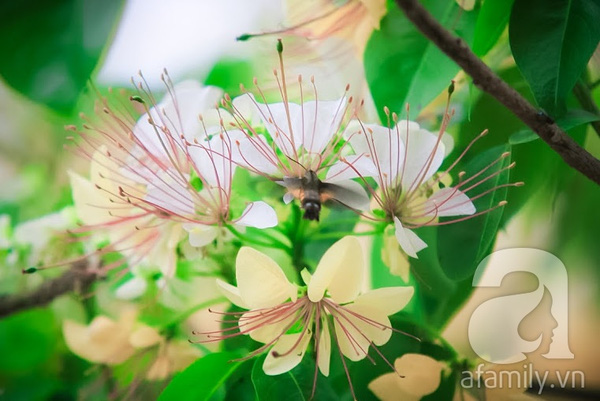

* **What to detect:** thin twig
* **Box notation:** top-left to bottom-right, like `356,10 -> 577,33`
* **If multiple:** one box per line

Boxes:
0,262 -> 98,318
394,0 -> 600,185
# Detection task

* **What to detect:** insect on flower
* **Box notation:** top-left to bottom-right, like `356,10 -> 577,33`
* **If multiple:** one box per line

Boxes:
195,236 -> 418,399
222,40 -> 372,221
64,74 -> 277,277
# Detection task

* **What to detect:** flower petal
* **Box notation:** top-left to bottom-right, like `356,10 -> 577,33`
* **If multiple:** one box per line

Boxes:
308,236 -> 364,303
317,319 -> 332,377
333,304 -> 391,361
215,279 -> 248,309
368,373 -> 412,401
424,187 -> 476,217
129,326 -> 162,348
382,229 -> 411,282
326,155 -> 378,182
236,247 -> 297,309
115,276 -> 148,300
353,287 -> 414,316
394,218 -> 427,258
235,201 -> 278,229
262,332 -> 311,375
393,353 -> 445,396
68,171 -> 116,226
398,122 -> 445,188
239,309 -> 296,344
183,223 -> 219,247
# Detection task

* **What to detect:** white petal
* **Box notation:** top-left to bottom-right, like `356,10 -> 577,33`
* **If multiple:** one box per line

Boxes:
325,156 -> 378,182
115,277 -> 147,300
145,173 -> 194,216
283,192 -> 295,204
317,319 -> 332,377
188,134 -> 236,190
215,279 -> 248,309
235,201 -> 278,228
424,187 -> 476,217
394,218 -> 427,258
308,236 -> 364,303
353,287 -> 414,316
325,179 -> 371,211
234,134 -> 280,176
262,332 -> 311,375
183,223 -> 219,247
347,123 -> 406,183
399,123 -> 445,188
236,247 -> 297,309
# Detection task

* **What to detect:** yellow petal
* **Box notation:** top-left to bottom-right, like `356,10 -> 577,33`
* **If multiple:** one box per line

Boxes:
353,287 -> 414,316
308,236 -> 364,303
240,309 -> 297,344
236,247 -> 297,309
317,319 -> 331,377
382,228 -> 411,282
333,303 -> 391,361
63,317 -> 135,365
369,373 -> 418,401
262,332 -> 311,376
130,325 -> 162,348
215,279 -> 248,309
394,353 -> 445,396
68,171 -> 115,226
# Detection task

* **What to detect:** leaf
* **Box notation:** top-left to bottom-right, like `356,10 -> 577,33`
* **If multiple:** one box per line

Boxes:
509,0 -> 600,117
437,145 -> 511,281
0,0 -> 123,114
365,0 -> 478,121
251,355 -> 337,401
158,352 -> 243,401
509,108 -> 599,144
472,0 -> 515,56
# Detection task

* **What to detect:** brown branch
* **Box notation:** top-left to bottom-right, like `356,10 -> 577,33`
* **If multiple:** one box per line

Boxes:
395,0 -> 600,185
0,263 -> 98,318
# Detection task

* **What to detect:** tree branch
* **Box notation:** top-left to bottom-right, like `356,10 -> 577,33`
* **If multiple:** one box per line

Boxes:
0,263 -> 97,318
395,0 -> 600,185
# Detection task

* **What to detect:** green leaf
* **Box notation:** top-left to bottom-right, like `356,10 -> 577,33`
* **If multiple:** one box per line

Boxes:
158,352 -> 243,401
472,0 -> 514,56
509,0 -> 600,117
0,0 -> 123,114
365,0 -> 478,121
437,145 -> 511,281
251,355 -> 338,401
509,108 -> 599,144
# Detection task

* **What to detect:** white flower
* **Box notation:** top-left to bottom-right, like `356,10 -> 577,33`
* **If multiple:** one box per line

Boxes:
226,60 -> 371,217
340,119 -> 516,262
202,236 -> 414,398
68,76 -> 278,277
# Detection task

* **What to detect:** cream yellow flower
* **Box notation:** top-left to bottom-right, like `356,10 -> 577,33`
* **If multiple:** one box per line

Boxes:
203,236 -> 414,397
63,310 -> 200,380
369,353 -> 446,401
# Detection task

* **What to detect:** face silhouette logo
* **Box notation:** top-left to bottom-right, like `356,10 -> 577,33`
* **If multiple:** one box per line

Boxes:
468,248 -> 574,364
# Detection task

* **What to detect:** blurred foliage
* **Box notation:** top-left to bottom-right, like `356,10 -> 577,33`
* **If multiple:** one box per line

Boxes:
0,0 -> 124,115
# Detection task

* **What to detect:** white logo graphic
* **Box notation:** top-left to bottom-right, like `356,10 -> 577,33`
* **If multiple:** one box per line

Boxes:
468,248 -> 574,364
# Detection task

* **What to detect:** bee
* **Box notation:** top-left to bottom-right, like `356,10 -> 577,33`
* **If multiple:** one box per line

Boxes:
282,170 -> 368,221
